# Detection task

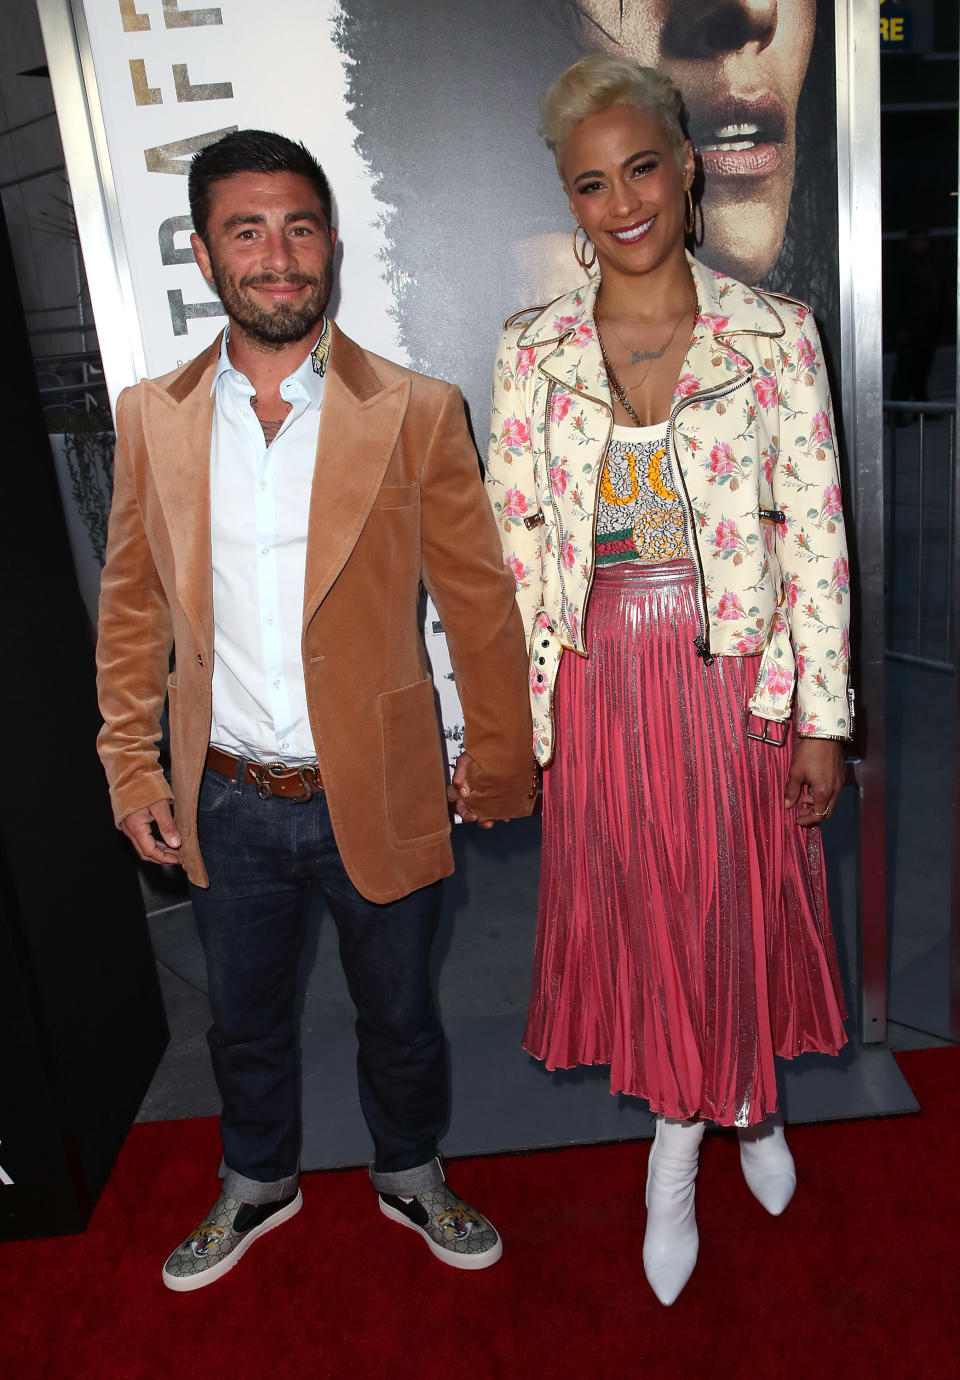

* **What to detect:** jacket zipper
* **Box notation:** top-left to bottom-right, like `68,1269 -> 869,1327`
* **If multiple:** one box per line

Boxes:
667,372 -> 752,665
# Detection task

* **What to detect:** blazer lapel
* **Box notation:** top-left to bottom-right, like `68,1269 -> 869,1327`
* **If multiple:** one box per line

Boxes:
301,325 -> 410,626
141,338 -> 220,660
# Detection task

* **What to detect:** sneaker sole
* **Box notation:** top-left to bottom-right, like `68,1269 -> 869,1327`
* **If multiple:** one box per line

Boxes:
378,1196 -> 502,1271
162,1188 -> 303,1293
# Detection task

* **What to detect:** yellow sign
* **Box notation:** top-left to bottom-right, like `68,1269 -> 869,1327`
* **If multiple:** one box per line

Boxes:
879,0 -> 912,47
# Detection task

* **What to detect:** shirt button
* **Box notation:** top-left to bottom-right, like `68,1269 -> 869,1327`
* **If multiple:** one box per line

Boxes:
266,614 -> 274,625
260,480 -> 268,490
273,679 -> 281,689
262,547 -> 270,556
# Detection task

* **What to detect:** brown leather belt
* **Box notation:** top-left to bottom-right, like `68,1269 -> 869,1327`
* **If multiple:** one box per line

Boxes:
205,745 -> 323,802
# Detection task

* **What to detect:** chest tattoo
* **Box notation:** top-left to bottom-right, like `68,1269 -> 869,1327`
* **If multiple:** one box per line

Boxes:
250,395 -> 291,447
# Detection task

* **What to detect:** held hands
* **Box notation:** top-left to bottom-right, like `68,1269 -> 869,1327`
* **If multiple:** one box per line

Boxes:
784,738 -> 845,828
447,751 -> 500,830
120,799 -> 183,865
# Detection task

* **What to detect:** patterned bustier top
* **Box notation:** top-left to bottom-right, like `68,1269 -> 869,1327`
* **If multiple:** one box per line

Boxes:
595,423 -> 691,566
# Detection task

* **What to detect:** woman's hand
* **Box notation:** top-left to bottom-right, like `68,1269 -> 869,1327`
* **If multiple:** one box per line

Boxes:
784,738 -> 845,827
447,751 -> 496,829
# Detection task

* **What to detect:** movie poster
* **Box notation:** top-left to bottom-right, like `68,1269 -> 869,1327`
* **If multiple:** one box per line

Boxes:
44,0 -> 840,764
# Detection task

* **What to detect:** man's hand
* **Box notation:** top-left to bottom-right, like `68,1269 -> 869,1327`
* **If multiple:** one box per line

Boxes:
120,799 -> 183,865
446,752 -> 497,829
784,738 -> 845,828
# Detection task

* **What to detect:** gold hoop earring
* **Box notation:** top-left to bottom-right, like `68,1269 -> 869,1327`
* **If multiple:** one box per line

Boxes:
572,224 -> 597,272
685,188 -> 695,236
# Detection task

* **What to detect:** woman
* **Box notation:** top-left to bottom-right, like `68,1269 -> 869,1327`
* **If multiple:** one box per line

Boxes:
572,0 -> 819,287
485,56 -> 850,1306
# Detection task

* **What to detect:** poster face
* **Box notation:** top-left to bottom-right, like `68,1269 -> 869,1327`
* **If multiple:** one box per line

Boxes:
52,0 -> 840,765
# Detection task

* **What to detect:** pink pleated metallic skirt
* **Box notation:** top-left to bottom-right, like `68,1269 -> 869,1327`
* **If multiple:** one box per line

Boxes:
526,559 -> 847,1127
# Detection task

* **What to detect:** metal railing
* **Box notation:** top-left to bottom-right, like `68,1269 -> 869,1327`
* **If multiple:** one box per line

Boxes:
883,399 -> 956,672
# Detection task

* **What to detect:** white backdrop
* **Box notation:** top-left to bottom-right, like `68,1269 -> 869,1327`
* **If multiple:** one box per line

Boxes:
41,0 -> 465,765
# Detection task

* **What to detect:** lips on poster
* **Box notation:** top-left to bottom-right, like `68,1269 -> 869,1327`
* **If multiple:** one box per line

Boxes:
334,0 -> 839,424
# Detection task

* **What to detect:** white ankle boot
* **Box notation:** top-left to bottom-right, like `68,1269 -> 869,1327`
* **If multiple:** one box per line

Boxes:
642,1115 -> 706,1306
738,1112 -> 796,1216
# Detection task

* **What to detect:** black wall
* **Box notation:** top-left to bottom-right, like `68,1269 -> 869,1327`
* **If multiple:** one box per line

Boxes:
0,201 -> 168,1240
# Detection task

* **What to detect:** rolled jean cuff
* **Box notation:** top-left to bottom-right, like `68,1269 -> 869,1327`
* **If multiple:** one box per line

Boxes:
220,1160 -> 300,1205
368,1155 -> 444,1195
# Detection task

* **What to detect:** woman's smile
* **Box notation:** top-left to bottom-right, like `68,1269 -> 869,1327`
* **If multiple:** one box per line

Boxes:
608,216 -> 656,243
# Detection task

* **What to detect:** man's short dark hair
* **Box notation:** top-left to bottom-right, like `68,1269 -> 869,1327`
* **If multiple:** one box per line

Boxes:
188,130 -> 333,242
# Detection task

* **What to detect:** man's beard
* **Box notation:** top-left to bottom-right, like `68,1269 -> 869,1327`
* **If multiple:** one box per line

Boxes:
210,260 -> 332,348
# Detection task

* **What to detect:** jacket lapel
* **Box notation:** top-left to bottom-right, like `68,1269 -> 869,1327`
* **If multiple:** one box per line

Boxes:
519,277 -> 610,410
301,324 -> 410,627
141,337 -> 220,659
674,254 -> 787,409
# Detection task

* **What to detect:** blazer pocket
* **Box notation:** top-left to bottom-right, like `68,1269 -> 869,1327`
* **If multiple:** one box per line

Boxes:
372,483 -> 418,511
378,676 -> 450,845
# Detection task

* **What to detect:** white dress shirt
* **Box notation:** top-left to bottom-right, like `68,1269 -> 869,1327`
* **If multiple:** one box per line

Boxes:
207,329 -> 326,765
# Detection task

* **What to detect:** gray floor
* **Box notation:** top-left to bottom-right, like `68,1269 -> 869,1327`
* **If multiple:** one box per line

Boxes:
135,648 -> 954,1167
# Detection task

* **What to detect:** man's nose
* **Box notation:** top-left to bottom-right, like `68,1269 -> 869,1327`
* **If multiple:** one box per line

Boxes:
662,0 -> 779,61
260,228 -> 297,273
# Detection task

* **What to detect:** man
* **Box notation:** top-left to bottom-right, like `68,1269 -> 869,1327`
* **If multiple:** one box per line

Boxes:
96,130 -> 534,1291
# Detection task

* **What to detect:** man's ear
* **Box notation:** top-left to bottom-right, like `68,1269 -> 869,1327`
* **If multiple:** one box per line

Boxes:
191,231 -> 213,286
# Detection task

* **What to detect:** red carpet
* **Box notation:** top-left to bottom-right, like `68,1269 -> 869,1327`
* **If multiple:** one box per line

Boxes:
1,1048 -> 956,1380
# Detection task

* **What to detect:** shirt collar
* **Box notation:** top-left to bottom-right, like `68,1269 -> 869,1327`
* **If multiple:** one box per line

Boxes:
211,320 -> 329,406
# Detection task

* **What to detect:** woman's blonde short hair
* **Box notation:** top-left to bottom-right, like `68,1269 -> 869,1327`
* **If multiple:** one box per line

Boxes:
541,56 -> 687,174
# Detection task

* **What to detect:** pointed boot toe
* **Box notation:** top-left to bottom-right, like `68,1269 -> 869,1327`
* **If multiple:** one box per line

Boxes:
738,1117 -> 796,1216
642,1225 -> 699,1306
642,1116 -> 705,1306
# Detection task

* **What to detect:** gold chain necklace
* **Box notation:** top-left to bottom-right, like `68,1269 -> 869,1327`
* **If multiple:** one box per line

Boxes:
597,325 -> 642,426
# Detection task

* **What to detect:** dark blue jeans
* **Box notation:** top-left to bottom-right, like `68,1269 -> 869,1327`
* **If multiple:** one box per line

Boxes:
188,764 -> 447,1204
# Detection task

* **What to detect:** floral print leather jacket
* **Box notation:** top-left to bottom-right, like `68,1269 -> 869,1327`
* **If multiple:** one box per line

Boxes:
485,253 -> 851,766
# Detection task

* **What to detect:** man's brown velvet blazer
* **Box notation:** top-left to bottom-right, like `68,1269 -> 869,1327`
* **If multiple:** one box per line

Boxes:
96,324 -> 534,902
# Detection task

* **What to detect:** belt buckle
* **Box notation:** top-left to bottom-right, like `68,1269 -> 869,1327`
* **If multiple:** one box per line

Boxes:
249,760 -> 319,802
745,713 -> 789,747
